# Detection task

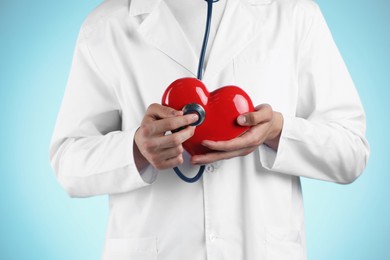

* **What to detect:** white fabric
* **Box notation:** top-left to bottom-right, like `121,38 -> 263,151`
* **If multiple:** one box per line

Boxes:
49,0 -> 369,259
164,0 -> 226,68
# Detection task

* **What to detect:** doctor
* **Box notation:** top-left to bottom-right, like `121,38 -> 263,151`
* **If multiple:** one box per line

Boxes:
50,0 -> 369,259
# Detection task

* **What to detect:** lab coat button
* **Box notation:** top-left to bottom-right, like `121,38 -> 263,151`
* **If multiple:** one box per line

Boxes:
213,160 -> 222,169
206,165 -> 215,173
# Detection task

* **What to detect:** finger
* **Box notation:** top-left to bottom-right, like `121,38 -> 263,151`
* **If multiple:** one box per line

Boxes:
237,104 -> 273,126
139,125 -> 195,155
158,126 -> 196,149
146,103 -> 183,120
158,146 -> 185,161
154,154 -> 184,170
191,147 -> 256,165
145,126 -> 195,151
145,114 -> 198,135
201,123 -> 270,151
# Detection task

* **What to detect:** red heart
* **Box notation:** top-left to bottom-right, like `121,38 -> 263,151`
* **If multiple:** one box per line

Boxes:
162,78 -> 255,156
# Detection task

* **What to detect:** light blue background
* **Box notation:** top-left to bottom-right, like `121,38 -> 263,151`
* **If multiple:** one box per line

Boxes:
0,0 -> 388,259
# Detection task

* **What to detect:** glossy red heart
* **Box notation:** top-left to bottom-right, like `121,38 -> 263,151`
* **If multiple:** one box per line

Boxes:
162,78 -> 254,155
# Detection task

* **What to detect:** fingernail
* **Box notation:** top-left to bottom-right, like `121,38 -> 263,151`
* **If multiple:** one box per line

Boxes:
192,114 -> 199,121
237,115 -> 246,125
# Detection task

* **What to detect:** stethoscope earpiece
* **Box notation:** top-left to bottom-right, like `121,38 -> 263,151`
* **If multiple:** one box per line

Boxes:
183,103 -> 206,126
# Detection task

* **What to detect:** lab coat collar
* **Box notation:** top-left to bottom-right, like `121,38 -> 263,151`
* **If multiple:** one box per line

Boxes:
203,0 -> 274,80
129,0 -> 162,16
130,0 -> 198,77
128,0 -> 273,16
129,0 -> 274,79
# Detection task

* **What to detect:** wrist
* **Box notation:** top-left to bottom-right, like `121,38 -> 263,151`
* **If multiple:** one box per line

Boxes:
264,112 -> 283,151
133,130 -> 150,172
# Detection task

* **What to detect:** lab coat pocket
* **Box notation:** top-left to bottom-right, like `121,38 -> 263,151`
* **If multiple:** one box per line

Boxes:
102,237 -> 158,260
266,227 -> 302,260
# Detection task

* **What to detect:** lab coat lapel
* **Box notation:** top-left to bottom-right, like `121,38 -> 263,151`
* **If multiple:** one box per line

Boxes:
203,0 -> 273,81
131,0 -> 198,77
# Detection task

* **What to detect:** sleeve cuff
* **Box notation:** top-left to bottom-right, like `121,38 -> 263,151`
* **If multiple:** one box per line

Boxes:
259,114 -> 292,171
139,165 -> 158,184
128,128 -> 158,185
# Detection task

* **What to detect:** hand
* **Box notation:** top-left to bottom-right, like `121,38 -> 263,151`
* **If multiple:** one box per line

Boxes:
191,104 -> 283,165
134,103 -> 199,171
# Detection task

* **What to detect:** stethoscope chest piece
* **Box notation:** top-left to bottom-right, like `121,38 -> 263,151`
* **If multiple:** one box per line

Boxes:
161,0 -> 221,183
183,103 -> 206,126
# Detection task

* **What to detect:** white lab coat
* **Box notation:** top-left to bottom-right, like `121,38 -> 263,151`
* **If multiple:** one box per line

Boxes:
49,0 -> 369,259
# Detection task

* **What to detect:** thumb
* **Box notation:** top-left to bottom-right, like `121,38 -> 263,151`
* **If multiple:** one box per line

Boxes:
237,114 -> 248,126
237,104 -> 273,126
237,112 -> 259,126
237,113 -> 257,126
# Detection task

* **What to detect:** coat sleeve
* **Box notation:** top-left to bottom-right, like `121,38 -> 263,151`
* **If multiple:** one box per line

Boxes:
49,28 -> 154,198
258,3 -> 369,184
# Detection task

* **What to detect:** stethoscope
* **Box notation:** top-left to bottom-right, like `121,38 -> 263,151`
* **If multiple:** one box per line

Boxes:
172,0 -> 220,183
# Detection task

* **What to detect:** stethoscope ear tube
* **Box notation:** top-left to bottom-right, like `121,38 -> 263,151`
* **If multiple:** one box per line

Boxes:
173,0 -> 219,183
197,0 -> 219,81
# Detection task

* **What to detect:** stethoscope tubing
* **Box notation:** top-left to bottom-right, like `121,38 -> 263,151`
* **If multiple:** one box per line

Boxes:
173,0 -> 219,183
